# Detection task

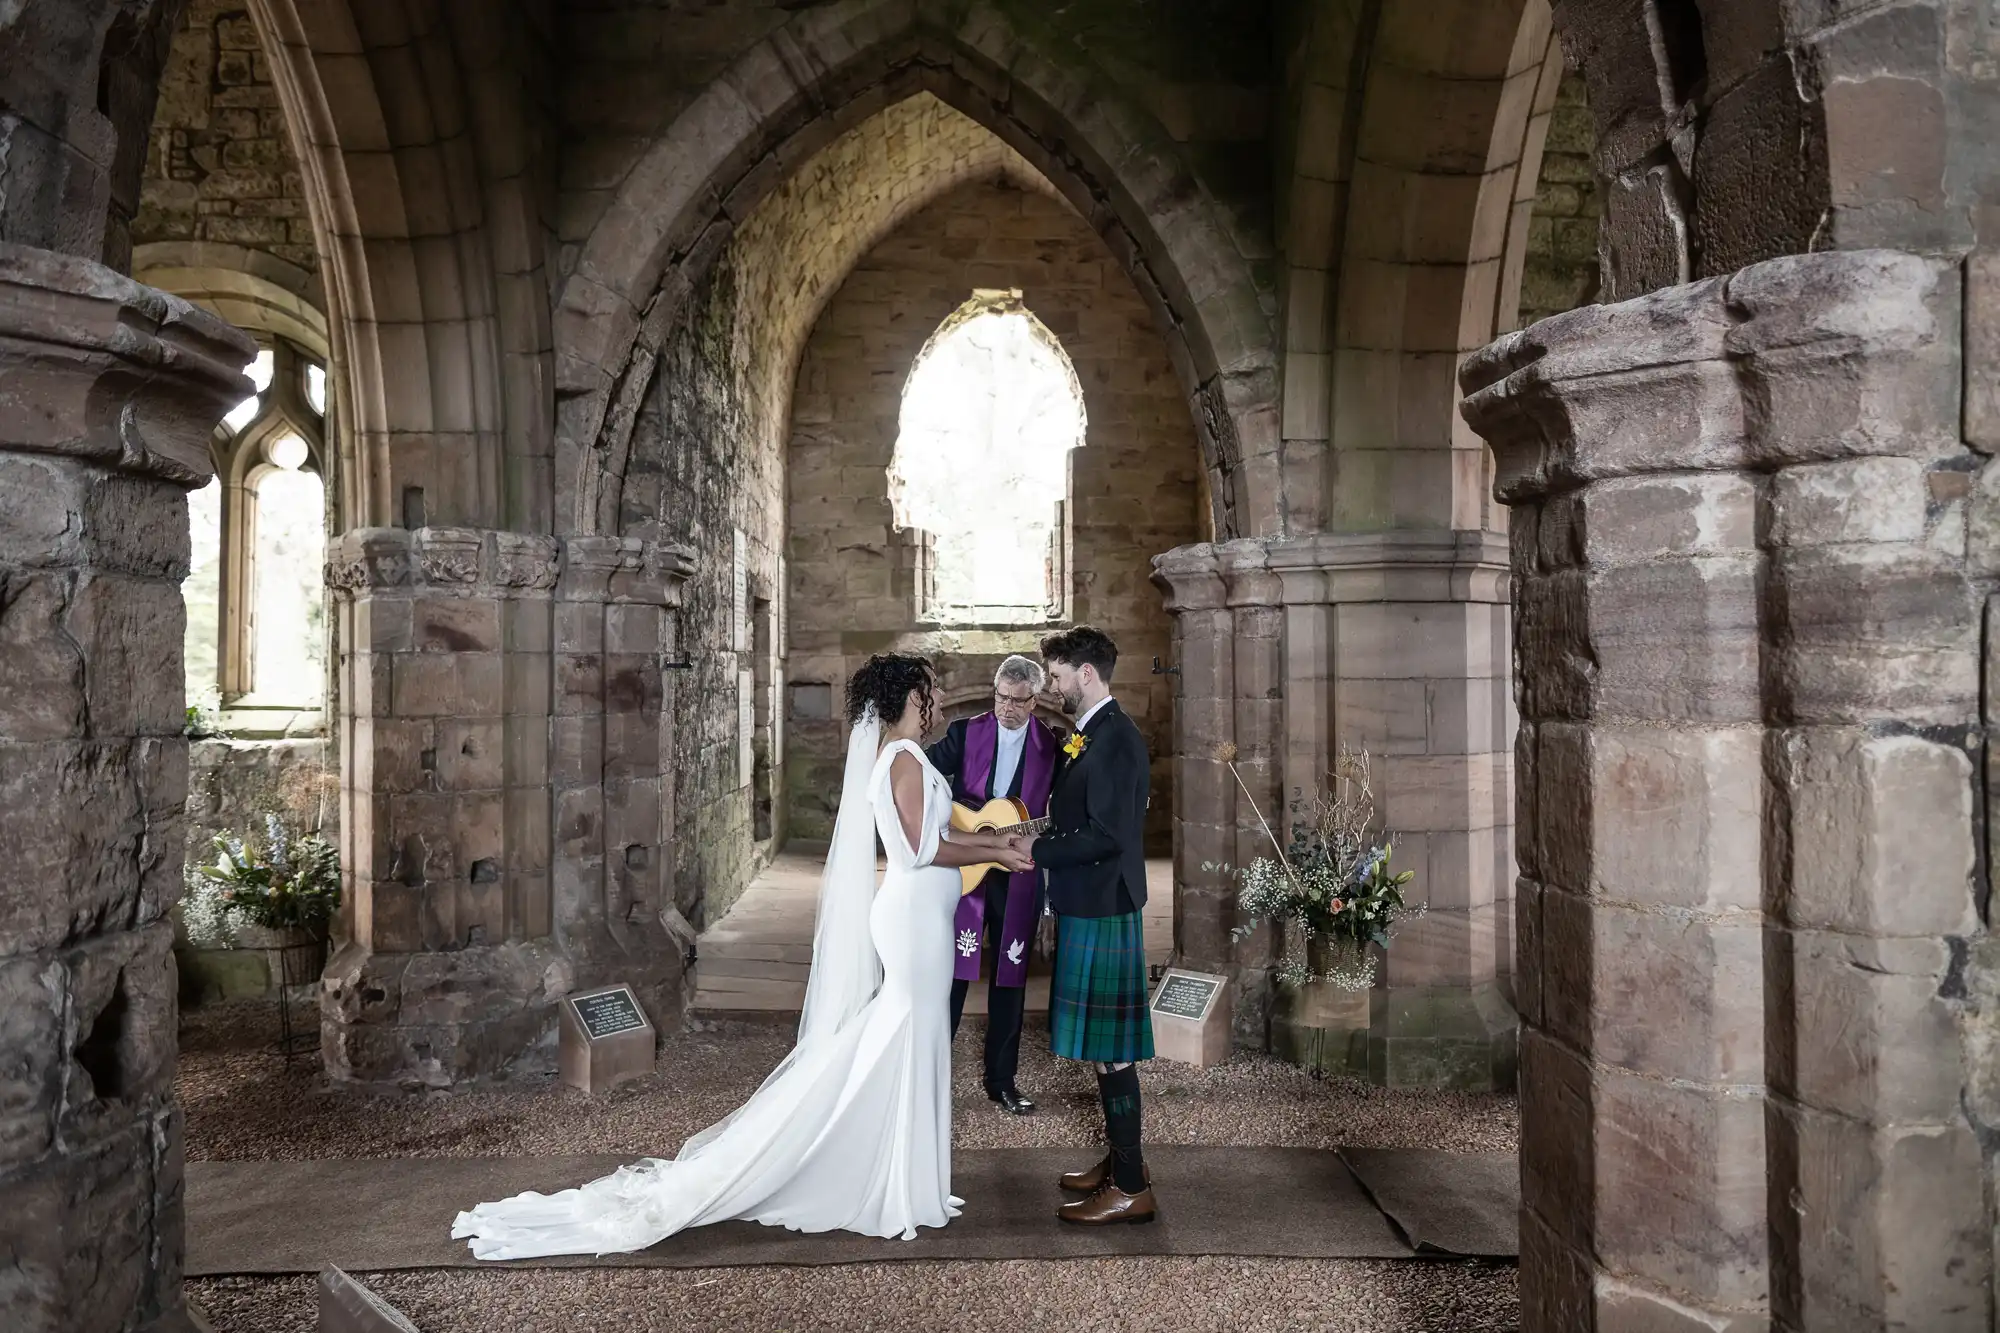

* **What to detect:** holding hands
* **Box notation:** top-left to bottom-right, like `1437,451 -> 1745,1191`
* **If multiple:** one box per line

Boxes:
1001,832 -> 1038,873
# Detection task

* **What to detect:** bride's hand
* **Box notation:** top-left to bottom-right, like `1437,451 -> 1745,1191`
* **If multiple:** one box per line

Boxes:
997,846 -> 1035,874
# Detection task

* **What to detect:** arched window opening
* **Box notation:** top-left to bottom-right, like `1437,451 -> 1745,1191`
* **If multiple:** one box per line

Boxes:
184,337 -> 329,729
890,290 -> 1085,627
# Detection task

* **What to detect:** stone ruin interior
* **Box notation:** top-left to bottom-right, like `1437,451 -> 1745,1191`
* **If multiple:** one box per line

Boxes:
2,0 -> 1998,1329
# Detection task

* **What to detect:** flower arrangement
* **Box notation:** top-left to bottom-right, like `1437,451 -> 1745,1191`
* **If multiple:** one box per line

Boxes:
187,813 -> 342,938
1202,744 -> 1420,990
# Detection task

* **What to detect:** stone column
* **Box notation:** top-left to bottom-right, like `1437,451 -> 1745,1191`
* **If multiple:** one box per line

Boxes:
552,537 -> 697,1023
1267,531 -> 1516,1089
0,244 -> 253,1333
1153,546 -> 1248,1023
321,529 -> 694,1087
1461,248 -> 1989,1330
1153,531 -> 1517,1087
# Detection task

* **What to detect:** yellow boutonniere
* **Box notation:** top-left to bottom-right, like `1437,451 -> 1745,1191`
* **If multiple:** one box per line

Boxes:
1062,732 -> 1089,760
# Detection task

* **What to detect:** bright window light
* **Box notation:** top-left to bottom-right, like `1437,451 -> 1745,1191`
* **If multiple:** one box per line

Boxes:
252,468 -> 326,706
891,295 -> 1084,625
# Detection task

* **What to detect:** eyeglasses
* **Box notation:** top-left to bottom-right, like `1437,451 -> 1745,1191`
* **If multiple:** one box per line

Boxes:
994,692 -> 1036,709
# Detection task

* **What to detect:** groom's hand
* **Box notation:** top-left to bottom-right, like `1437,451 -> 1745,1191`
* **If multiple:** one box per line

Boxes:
1013,832 -> 1040,866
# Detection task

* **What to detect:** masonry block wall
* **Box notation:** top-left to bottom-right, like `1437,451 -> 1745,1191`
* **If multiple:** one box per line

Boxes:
784,176 -> 1201,851
623,254 -> 785,931
1464,247 -> 1992,1331
548,0 -> 1275,309
135,0 -> 317,275
1515,71 -> 1600,329
0,245 -> 254,1333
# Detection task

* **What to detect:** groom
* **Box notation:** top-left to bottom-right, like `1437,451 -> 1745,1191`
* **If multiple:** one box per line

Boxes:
1018,625 -> 1157,1225
926,655 -> 1057,1116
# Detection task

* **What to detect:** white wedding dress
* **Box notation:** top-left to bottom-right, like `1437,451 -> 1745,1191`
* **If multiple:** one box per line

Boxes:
450,715 -> 963,1257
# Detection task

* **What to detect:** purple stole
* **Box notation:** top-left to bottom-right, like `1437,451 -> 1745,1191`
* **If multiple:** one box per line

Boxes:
952,714 -> 1055,988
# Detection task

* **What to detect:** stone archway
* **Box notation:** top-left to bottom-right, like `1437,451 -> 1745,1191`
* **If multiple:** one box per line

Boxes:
550,0 -> 1282,546
1156,0 -> 1565,1087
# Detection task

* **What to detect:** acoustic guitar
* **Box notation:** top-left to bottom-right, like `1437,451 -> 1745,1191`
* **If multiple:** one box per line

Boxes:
949,797 -> 1051,896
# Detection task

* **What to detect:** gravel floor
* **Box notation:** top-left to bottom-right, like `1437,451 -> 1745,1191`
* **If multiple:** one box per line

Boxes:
180,1002 -> 1519,1332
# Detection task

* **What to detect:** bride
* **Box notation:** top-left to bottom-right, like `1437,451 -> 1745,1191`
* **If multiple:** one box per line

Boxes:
451,653 -> 1032,1257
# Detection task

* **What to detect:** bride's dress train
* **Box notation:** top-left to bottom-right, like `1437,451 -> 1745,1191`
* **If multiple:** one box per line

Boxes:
450,722 -> 962,1258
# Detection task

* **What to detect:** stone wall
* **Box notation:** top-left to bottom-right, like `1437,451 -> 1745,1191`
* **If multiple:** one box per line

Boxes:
0,243 -> 254,1333
1516,70 -> 1600,329
135,0 -> 318,275
550,0 -> 1274,301
185,738 -> 335,855
625,254 -> 785,930
785,176 -> 1202,852
612,94 -> 1055,928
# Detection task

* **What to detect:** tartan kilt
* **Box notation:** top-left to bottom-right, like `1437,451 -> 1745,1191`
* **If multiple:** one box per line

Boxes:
1049,911 -> 1154,1064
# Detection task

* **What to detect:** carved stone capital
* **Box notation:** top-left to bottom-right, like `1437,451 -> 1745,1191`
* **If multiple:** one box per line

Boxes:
1460,248 -> 1958,507
491,532 -> 563,589
1262,530 -> 1512,605
1214,537 -> 1281,608
559,535 -> 696,606
416,526 -> 484,585
0,241 -> 256,485
1150,542 -> 1227,613
325,528 -> 416,592
325,528 -> 651,598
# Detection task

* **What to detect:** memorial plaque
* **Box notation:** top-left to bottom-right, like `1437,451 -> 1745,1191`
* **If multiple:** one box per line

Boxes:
1149,967 -> 1232,1068
1154,973 -> 1221,1022
559,984 -> 656,1095
573,987 -> 647,1039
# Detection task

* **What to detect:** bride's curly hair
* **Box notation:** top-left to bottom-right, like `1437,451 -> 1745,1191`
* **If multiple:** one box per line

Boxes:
846,653 -> 936,730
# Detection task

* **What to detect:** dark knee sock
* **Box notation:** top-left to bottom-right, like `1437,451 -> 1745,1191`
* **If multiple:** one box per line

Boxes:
1095,1064 -> 1146,1193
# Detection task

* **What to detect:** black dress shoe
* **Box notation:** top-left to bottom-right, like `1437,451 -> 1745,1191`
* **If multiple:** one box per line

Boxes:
989,1087 -> 1037,1116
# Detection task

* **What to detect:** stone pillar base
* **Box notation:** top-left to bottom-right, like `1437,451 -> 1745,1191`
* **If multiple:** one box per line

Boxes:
1154,531 -> 1518,1093
321,940 -> 571,1088
1370,980 -> 1518,1090
320,920 -> 692,1088
1267,980 -> 1517,1089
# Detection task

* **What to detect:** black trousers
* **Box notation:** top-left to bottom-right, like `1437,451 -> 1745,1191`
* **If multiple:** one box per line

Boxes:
948,873 -> 1028,1096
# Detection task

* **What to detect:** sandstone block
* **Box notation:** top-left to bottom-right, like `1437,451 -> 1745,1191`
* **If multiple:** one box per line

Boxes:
1769,1104 -> 1989,1332
1725,251 -> 1960,468
1773,728 -> 1975,937
1769,930 -> 1959,1123
1768,456 -> 1927,547
1539,887 -> 1763,1084
1764,546 -> 1977,725
1534,723 -> 1762,912
1591,1063 -> 1769,1308
1576,472 -> 1757,566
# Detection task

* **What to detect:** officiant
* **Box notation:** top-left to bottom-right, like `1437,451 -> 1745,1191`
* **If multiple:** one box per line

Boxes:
926,654 -> 1058,1116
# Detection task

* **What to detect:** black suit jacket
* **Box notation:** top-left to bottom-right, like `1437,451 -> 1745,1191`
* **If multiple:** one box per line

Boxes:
1035,699 -> 1149,919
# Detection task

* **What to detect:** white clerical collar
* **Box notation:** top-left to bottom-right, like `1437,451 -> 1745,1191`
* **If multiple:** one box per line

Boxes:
996,720 -> 1028,746
1075,696 -> 1113,732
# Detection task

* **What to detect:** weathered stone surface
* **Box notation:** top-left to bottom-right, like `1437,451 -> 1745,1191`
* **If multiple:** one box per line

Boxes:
1769,729 -> 1976,938
324,526 -> 693,1087
133,0 -> 320,276
1465,245 -> 1989,1330
0,242 -> 249,1333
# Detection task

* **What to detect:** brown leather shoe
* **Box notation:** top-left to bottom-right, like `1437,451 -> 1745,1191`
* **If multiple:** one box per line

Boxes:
1058,1154 -> 1152,1193
1058,1184 -> 1158,1225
